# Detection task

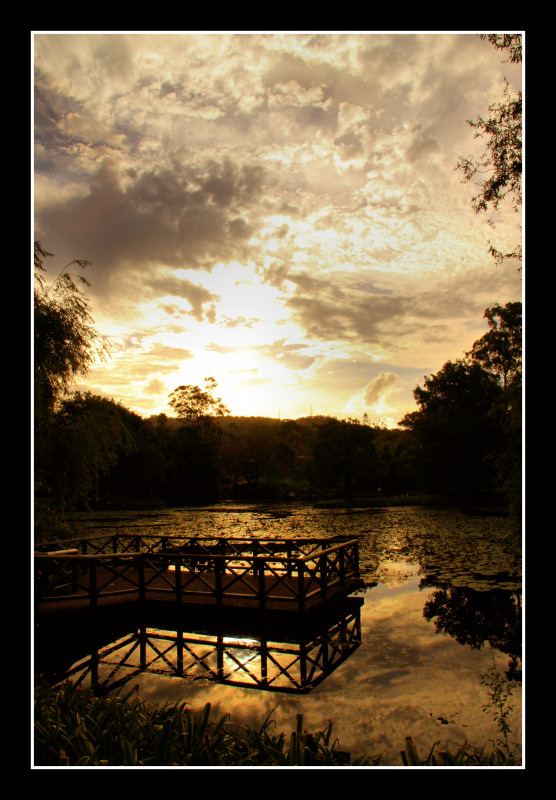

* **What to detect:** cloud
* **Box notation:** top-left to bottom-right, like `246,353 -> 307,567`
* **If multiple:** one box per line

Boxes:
146,274 -> 219,321
142,377 -> 165,395
35,156 -> 266,296
363,371 -> 400,405
33,33 -> 523,423
284,276 -> 410,344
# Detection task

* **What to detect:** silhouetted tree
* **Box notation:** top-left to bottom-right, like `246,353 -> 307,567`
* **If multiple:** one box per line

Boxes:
467,302 -> 522,390
399,360 -> 504,495
456,34 -> 522,263
34,242 -> 109,419
36,393 -> 137,514
168,378 -> 230,428
468,302 -> 522,522
164,424 -> 221,504
313,418 -> 376,501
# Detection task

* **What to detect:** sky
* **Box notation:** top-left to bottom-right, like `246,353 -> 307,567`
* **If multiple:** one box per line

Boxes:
33,31 -> 523,428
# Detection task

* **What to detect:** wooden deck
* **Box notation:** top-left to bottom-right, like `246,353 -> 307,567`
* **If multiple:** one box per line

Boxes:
35,535 -> 363,617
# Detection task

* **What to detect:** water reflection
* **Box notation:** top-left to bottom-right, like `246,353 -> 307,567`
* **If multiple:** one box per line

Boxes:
36,597 -> 364,697
420,578 -> 522,681
37,505 -> 522,764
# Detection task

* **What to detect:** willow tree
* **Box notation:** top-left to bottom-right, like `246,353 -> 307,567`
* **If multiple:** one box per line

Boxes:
34,242 -> 111,533
34,241 -> 109,418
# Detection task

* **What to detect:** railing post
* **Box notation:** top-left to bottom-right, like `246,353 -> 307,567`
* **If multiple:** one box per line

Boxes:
258,557 -> 266,611
176,626 -> 183,675
297,559 -> 305,614
320,554 -> 327,599
175,555 -> 182,604
137,553 -> 145,603
353,540 -> 360,580
89,559 -> 97,611
214,557 -> 222,609
339,546 -> 345,588
286,542 -> 293,577
219,539 -> 226,573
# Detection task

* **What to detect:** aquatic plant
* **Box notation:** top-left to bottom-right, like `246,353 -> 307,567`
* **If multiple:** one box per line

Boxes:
480,658 -> 519,759
33,682 -> 377,766
34,682 -> 521,767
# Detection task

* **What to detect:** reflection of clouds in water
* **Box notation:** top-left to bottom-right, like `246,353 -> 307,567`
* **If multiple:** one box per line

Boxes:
63,505 -> 520,764
117,575 -> 521,765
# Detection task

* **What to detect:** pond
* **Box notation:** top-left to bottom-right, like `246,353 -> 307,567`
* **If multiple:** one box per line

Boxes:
35,503 -> 522,766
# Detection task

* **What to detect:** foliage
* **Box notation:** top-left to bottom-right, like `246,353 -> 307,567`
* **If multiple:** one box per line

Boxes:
422,586 -> 522,682
399,736 -> 520,767
399,359 -> 504,495
34,681 -> 520,766
456,35 -> 522,264
468,302 -> 522,524
467,302 -> 522,390
163,423 -> 222,504
34,242 -> 109,418
480,659 -> 519,758
35,393 -> 138,526
479,34 -> 522,64
33,683 -> 376,766
168,377 -> 230,428
312,417 -> 377,500
220,417 -> 295,497
399,300 -> 522,505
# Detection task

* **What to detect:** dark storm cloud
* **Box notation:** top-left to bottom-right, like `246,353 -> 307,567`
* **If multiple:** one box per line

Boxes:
35,156 -> 265,296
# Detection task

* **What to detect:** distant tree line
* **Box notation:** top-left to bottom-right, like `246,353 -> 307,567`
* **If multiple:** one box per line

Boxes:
34,242 -> 522,539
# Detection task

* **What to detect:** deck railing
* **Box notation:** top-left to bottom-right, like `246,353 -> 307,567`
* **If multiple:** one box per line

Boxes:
34,536 -> 361,613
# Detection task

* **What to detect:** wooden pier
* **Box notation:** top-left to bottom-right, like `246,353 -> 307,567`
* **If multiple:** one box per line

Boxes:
34,534 -> 363,618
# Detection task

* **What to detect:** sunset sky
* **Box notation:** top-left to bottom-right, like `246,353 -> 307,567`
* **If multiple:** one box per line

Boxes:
33,31 -> 523,427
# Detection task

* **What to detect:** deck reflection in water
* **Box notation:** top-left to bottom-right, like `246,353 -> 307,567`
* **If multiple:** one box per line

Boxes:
36,597 -> 364,696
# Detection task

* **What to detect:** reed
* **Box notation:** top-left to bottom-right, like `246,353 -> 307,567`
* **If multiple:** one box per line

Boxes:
34,681 -> 521,767
33,682 -> 377,766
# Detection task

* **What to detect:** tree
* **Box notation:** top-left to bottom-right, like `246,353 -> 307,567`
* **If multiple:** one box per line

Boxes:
479,34 -> 522,64
399,359 -> 504,495
35,393 -> 137,515
312,417 -> 376,501
468,302 -> 522,523
168,378 -> 230,428
456,34 -> 522,264
467,302 -> 522,389
34,242 -> 109,418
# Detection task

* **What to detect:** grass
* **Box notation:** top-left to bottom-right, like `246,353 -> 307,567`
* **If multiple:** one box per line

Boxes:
33,681 -> 521,767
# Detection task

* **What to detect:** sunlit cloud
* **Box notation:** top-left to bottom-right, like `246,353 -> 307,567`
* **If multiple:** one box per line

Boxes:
34,32 -> 522,423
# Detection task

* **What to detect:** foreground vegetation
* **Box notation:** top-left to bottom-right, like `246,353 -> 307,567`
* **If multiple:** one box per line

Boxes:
34,681 -> 521,767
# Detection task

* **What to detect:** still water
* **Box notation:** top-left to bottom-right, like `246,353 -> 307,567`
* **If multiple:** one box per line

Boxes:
40,503 -> 523,766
